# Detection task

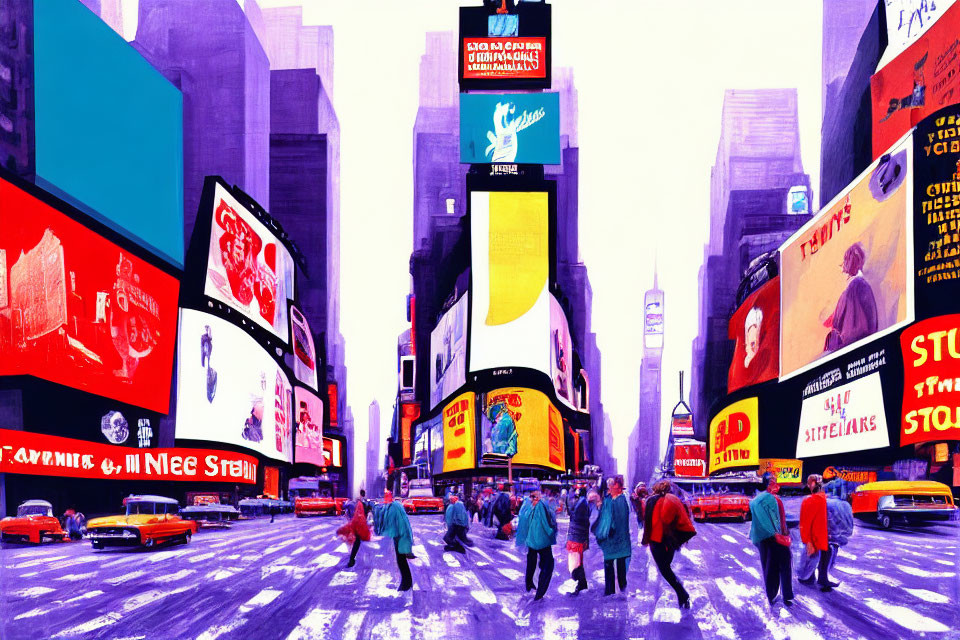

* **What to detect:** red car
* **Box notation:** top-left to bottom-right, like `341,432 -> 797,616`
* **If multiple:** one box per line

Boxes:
295,496 -> 345,517
401,480 -> 444,514
689,492 -> 751,522
0,500 -> 68,544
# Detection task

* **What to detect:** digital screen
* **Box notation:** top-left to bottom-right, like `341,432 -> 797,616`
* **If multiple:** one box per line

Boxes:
425,414 -> 444,477
328,383 -> 339,426
463,37 -> 546,80
322,436 -> 344,468
469,191 -> 550,375
294,387 -> 324,467
289,306 -> 318,390
0,177 -> 179,413
205,183 -> 294,342
430,292 -> 468,410
480,387 -> 564,472
460,93 -> 561,164
758,459 -> 803,485
549,295 -> 575,409
442,392 -> 477,473
33,0 -> 184,267
796,373 -> 890,457
176,309 -> 293,463
674,442 -> 706,477
458,3 -> 551,91
900,314 -> 960,446
780,139 -> 912,379
709,397 -> 759,474
728,276 -> 780,392
643,290 -> 664,349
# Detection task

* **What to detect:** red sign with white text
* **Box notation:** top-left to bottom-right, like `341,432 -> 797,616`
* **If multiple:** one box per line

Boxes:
463,37 -> 546,80
901,314 -> 960,445
0,178 -> 179,413
0,429 -> 257,483
674,442 -> 706,477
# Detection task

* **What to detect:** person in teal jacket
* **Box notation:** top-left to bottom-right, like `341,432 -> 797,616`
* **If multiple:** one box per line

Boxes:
374,491 -> 415,591
749,473 -> 794,606
516,490 -> 557,601
443,495 -> 473,553
592,476 -> 632,595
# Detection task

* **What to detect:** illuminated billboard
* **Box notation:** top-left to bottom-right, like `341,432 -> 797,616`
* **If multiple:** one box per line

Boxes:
289,306 -> 318,391
709,397 -> 759,474
430,292 -> 468,410
458,3 -> 551,90
442,392 -> 477,474
480,388 -> 565,472
901,314 -> 960,445
460,93 -> 561,165
294,387 -> 324,467
674,440 -> 706,477
469,190 -> 550,375
728,276 -> 780,392
758,459 -> 803,485
780,139 -> 913,380
322,436 -> 344,468
644,290 -> 664,349
796,373 -> 890,458
0,176 -> 179,413
204,182 -> 294,343
550,295 -> 575,410
871,2 -> 960,158
877,0 -> 956,71
426,414 -> 444,476
176,309 -> 293,464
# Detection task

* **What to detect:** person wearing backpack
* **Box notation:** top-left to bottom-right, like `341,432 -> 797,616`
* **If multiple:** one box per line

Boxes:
642,480 -> 696,608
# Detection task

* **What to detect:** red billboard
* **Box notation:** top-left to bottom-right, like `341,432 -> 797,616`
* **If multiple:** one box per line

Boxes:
0,429 -> 257,483
463,37 -> 546,80
674,441 -> 706,477
328,383 -> 339,426
728,277 -> 780,392
0,177 -> 179,413
671,414 -> 694,437
901,314 -> 960,445
322,436 -> 344,468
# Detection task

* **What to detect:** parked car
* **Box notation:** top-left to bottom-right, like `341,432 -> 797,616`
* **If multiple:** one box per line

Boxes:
294,495 -> 342,517
180,504 -> 240,529
0,500 -> 68,544
86,495 -> 197,549
401,479 -> 444,514
688,491 -> 752,522
852,480 -> 959,529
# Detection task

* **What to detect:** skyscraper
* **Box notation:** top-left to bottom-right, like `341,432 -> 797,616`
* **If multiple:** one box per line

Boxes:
630,272 -> 663,485
366,400 -> 382,493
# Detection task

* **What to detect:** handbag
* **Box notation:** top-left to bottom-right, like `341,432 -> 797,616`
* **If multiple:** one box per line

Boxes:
774,533 -> 792,547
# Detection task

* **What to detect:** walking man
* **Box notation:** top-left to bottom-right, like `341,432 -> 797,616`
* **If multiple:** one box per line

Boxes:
516,490 -> 557,601
749,473 -> 794,606
374,491 -> 415,591
593,476 -> 632,596
798,474 -> 838,592
826,492 -> 854,577
565,488 -> 591,594
443,495 -> 473,553
642,481 -> 696,608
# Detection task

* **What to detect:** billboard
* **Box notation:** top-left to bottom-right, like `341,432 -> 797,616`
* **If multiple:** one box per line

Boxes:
728,276 -> 780,392
460,93 -> 561,165
463,37 -> 546,80
674,441 -> 706,477
294,387 -> 324,467
796,373 -> 891,458
430,292 -> 468,410
671,414 -> 694,437
480,388 -> 565,471
328,383 -> 339,426
643,290 -> 664,349
758,459 -> 803,485
176,309 -> 293,464
901,314 -> 960,445
458,3 -> 551,91
204,183 -> 294,343
0,177 -> 179,413
442,392 -> 477,474
0,428 -> 256,484
871,2 -> 960,158
709,397 -> 759,474
549,295 -> 575,409
878,0 -> 957,70
33,0 -> 184,266
469,190 -> 551,375
322,436 -> 344,468
780,139 -> 913,380
289,306 -> 318,391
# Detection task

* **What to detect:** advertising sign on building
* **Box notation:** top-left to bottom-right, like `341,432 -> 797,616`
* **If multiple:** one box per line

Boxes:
430,293 -> 468,409
709,397 -> 759,474
901,314 -> 960,445
289,306 -> 318,391
205,182 -> 295,343
796,372 -> 891,458
322,436 -> 344,468
728,276 -> 780,392
0,177 -> 180,413
758,458 -> 803,485
480,388 -> 564,471
644,290 -> 664,349
671,414 -> 694,437
780,138 -> 913,380
442,392 -> 477,473
463,37 -> 546,80
674,440 -> 706,477
458,3 -> 551,91
0,428 -> 257,484
877,0 -> 958,71
550,295 -> 575,409
294,387 -> 324,467
460,93 -> 561,164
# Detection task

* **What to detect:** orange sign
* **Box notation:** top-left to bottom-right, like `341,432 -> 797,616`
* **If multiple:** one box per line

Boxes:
443,392 -> 476,473
263,466 -> 279,499
822,466 -> 878,484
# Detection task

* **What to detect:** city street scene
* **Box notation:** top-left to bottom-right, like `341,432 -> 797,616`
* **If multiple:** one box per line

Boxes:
0,1 -> 958,639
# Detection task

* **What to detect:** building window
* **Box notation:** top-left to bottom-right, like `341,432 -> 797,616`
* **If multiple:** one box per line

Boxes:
445,198 -> 456,215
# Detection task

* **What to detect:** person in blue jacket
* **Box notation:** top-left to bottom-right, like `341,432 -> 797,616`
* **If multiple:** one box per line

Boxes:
443,495 -> 473,553
374,491 -> 415,591
592,476 -> 632,595
516,490 -> 557,601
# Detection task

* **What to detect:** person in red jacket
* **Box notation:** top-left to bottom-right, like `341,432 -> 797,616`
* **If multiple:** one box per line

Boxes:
641,481 -> 697,608
337,497 -> 372,568
798,474 -> 837,592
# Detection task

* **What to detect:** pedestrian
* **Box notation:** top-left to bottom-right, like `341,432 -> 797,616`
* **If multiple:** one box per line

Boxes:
493,490 -> 513,540
749,472 -> 794,606
337,497 -> 371,568
593,477 -> 633,596
630,482 -> 649,541
826,492 -> 854,577
642,481 -> 696,608
359,489 -> 371,517
798,474 -> 838,592
565,488 -> 591,594
269,502 -> 276,523
516,490 -> 557,601
373,491 -> 415,591
443,495 -> 473,553
64,509 -> 82,541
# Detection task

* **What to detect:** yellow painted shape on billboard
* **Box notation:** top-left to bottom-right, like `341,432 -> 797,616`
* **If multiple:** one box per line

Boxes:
442,392 -> 476,473
486,192 -> 548,326
487,387 -> 565,471
758,458 -> 803,484
709,397 -> 759,474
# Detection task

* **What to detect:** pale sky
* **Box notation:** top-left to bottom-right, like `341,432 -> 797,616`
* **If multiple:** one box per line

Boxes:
128,1 -> 824,490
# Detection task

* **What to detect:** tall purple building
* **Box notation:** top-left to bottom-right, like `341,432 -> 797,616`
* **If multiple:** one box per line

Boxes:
629,272 -> 663,486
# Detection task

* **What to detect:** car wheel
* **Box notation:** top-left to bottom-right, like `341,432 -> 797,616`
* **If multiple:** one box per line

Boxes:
183,532 -> 192,545
144,538 -> 155,548
880,515 -> 892,529
92,541 -> 104,550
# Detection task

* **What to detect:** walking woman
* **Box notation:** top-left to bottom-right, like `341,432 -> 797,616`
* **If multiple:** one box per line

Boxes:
337,495 -> 371,568
593,476 -> 632,595
516,490 -> 557,601
565,487 -> 591,594
374,491 -> 415,591
642,480 -> 696,608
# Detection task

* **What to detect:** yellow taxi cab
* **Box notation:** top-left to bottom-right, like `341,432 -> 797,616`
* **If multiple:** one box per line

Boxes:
851,480 -> 958,529
86,495 -> 198,549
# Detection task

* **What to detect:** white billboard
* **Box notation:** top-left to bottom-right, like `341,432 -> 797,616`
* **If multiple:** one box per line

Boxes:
176,309 -> 294,463
644,290 -> 664,349
796,372 -> 890,458
877,0 -> 956,71
550,294 -> 575,409
430,292 -> 468,410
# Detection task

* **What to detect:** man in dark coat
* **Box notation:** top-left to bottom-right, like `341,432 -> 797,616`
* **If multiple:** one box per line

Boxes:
565,488 -> 591,593
492,490 -> 513,540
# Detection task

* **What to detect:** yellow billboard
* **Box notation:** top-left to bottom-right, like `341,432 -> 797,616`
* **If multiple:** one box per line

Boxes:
442,392 -> 476,473
709,397 -> 759,474
758,458 -> 803,485
481,387 -> 565,471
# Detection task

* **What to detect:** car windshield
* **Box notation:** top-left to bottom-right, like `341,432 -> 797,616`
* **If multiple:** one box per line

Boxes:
408,488 -> 434,497
18,506 -> 51,517
126,502 -> 177,515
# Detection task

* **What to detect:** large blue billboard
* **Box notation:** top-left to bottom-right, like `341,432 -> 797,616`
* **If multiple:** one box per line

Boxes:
33,0 -> 184,267
459,92 -> 561,165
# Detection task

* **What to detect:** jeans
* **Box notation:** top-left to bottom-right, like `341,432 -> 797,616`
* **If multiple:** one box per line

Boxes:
797,546 -> 832,587
758,538 -> 794,602
444,524 -> 472,553
827,543 -> 840,573
650,542 -> 688,603
603,557 -> 628,595
525,547 -> 555,600
395,538 -> 412,590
